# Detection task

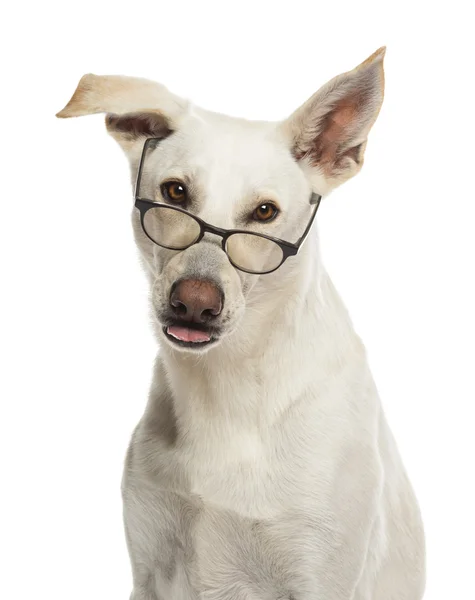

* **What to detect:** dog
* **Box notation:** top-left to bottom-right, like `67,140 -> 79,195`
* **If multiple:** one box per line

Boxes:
57,47 -> 425,599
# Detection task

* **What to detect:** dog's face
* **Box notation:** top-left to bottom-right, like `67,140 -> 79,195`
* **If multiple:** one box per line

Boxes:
57,48 -> 385,353
133,116 -> 315,350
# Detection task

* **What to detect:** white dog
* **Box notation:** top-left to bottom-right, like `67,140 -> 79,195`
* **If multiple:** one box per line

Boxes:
57,47 -> 425,599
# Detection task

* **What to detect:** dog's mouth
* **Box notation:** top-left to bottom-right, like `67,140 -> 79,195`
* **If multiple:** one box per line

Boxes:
162,321 -> 219,349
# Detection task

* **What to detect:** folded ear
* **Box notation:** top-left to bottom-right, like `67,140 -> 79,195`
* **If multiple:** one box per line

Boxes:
280,47 -> 386,190
56,74 -> 188,153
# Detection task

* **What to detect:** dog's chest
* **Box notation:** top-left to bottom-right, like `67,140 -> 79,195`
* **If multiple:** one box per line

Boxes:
125,385 -> 359,598
126,484 -> 324,600
125,434 -> 338,599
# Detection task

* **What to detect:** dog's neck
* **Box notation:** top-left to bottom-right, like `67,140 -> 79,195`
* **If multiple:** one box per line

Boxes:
157,237 -> 365,448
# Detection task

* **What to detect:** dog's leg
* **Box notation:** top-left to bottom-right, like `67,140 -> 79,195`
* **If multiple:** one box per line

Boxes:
122,432 -> 160,600
122,415 -> 201,600
129,586 -> 158,600
124,517 -> 159,600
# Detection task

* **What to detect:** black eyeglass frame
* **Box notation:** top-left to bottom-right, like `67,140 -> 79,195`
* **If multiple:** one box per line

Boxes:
134,137 -> 322,275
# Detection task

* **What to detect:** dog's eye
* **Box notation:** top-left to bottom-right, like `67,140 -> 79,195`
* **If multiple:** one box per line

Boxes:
253,203 -> 279,222
161,181 -> 187,204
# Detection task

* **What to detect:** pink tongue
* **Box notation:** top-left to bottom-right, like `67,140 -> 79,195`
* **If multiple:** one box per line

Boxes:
167,325 -> 211,343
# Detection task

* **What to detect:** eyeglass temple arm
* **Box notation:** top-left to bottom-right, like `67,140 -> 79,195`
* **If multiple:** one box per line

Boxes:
134,138 -> 159,198
310,192 -> 322,206
295,192 -> 322,247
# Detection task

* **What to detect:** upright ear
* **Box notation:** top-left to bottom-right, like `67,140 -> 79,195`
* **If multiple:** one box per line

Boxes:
279,47 -> 386,190
56,74 -> 188,153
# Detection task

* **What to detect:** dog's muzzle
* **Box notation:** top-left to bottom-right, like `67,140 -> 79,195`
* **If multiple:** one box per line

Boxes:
163,278 -> 224,348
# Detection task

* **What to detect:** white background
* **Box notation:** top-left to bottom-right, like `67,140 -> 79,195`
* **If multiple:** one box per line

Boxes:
1,1 -> 474,598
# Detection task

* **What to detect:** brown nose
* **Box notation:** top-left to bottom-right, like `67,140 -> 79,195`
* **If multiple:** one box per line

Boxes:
170,279 -> 223,324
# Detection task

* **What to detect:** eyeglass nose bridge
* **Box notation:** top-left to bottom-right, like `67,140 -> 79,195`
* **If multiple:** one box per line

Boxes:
198,221 -> 232,252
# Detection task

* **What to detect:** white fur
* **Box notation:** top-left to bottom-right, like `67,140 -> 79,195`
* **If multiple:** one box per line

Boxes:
57,48 -> 425,599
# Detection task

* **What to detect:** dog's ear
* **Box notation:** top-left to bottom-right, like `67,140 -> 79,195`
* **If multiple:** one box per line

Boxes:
56,74 -> 187,153
280,47 -> 385,190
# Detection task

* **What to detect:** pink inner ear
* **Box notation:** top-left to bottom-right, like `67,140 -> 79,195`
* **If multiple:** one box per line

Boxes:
317,98 -> 360,167
330,101 -> 358,130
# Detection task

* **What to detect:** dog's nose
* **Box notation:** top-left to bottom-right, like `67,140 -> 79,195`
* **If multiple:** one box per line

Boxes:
170,279 -> 223,323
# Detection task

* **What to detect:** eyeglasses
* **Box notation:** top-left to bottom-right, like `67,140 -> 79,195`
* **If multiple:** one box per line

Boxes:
134,138 -> 322,275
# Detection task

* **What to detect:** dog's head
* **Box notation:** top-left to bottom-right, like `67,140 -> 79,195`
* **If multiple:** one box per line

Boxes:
57,49 -> 385,353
